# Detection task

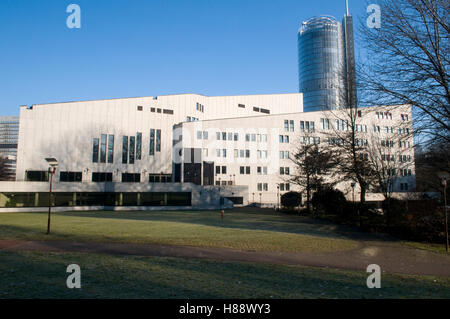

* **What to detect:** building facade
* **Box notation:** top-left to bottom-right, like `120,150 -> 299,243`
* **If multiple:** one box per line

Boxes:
0,116 -> 20,180
2,93 -> 415,210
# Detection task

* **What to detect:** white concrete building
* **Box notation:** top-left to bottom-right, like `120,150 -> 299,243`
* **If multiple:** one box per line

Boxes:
174,104 -> 415,205
0,92 -> 415,211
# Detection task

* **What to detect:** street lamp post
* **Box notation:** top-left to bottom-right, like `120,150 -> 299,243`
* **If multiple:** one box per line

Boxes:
277,184 -> 280,210
439,175 -> 448,252
45,158 -> 58,235
259,193 -> 262,207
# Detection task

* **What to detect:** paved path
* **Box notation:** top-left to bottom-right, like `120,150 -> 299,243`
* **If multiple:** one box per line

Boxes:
1,239 -> 449,277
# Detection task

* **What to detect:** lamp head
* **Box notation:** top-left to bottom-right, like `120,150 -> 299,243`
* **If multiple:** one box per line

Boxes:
45,158 -> 58,168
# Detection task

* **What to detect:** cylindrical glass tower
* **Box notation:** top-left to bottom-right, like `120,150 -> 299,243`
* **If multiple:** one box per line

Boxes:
298,16 -> 345,112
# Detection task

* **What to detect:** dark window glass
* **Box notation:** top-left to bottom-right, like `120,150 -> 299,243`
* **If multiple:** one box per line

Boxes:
26,171 -> 49,182
129,136 -> 135,164
60,172 -> 82,182
136,133 -> 142,160
137,106 -> 143,111
107,135 -> 114,163
222,166 -> 227,174
93,138 -> 99,163
240,166 -> 244,174
92,172 -> 113,182
246,166 -> 250,174
122,136 -> 128,164
100,134 -> 107,163
156,130 -> 161,152
163,109 -> 173,114
150,129 -> 155,155
122,173 -> 140,183
216,166 -> 220,174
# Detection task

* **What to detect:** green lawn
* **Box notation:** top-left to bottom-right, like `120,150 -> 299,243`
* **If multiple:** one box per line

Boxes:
0,209 -> 360,253
1,250 -> 449,299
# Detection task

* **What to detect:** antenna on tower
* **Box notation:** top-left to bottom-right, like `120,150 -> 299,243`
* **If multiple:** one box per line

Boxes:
346,0 -> 349,15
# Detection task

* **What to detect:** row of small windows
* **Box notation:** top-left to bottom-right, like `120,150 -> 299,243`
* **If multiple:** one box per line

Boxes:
386,168 -> 412,177
279,183 -> 291,191
186,116 -> 199,122
300,121 -> 315,133
401,114 -> 409,121
376,112 -> 393,120
253,107 -> 271,114
279,135 -> 290,143
279,151 -> 290,159
279,167 -> 290,175
196,103 -> 205,113
381,154 -> 412,162
93,134 -> 114,164
137,106 -> 173,115
257,183 -> 269,192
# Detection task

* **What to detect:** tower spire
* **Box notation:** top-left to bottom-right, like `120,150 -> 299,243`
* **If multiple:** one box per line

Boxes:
346,0 -> 349,15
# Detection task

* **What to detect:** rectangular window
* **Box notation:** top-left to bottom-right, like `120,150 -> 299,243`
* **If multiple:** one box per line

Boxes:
216,166 -> 221,174
156,129 -> 161,152
251,134 -> 256,142
216,132 -> 221,140
122,136 -> 128,164
240,166 -> 245,175
286,183 -> 290,191
100,134 -> 107,163
285,135 -> 289,143
263,167 -> 267,175
216,149 -> 221,157
284,120 -> 289,132
245,134 -> 250,142
240,150 -> 244,158
60,172 -> 82,182
234,133 -> 238,141
257,167 -> 262,175
92,172 -> 113,182
280,151 -> 284,159
222,132 -> 227,140
122,173 -> 141,183
163,109 -> 173,114
300,121 -> 305,131
257,183 -> 262,191
285,167 -> 290,175
197,131 -> 202,140
253,107 -> 260,112
234,149 -> 238,158
149,129 -> 155,156
290,120 -> 294,132
263,183 -> 268,191
246,166 -> 250,174
279,135 -> 284,143
129,136 -> 135,164
238,104 -> 245,108
203,131 -> 208,140
280,184 -> 285,191
92,138 -> 99,163
222,166 -> 227,174
222,149 -> 227,157
245,150 -> 250,158
136,132 -> 142,160
280,167 -> 285,175
203,148 -> 208,157
107,135 -> 114,163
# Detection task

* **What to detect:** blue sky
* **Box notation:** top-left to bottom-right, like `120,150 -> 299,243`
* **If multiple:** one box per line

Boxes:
0,0 -> 368,116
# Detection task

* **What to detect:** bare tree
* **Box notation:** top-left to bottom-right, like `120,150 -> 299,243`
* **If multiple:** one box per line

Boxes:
287,135 -> 337,213
358,0 -> 450,146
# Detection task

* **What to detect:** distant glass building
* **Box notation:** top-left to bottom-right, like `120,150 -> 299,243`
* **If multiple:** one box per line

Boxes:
0,116 -> 19,180
298,12 -> 356,112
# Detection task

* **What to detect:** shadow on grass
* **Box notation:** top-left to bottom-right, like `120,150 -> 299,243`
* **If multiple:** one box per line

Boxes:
42,208 -> 396,242
1,250 -> 449,299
